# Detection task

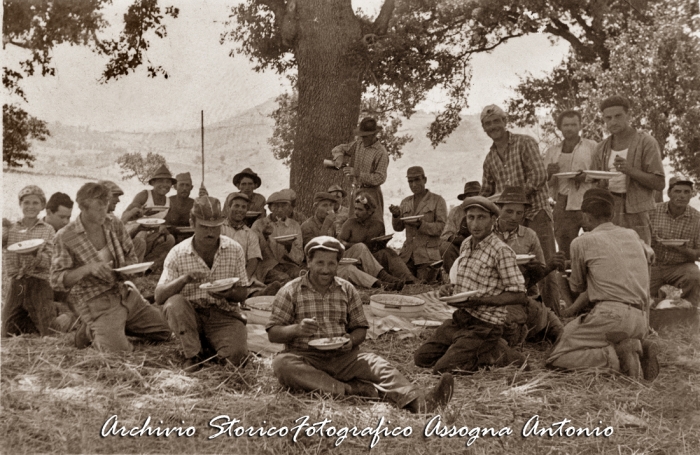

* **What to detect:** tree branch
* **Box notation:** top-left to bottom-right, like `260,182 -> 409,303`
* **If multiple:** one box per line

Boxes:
373,0 -> 395,35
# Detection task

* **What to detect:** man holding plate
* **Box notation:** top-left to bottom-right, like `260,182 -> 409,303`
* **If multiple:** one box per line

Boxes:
267,236 -> 455,413
156,196 -> 249,369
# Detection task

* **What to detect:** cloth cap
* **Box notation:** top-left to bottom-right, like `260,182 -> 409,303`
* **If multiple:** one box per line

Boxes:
354,117 -> 383,137
496,186 -> 531,206
354,192 -> 377,212
191,197 -> 225,226
148,164 -> 177,186
480,104 -> 506,122
175,172 -> 193,185
406,166 -> 425,178
18,185 -> 46,204
581,188 -> 614,211
327,184 -> 347,198
97,180 -> 124,196
232,168 -> 262,188
457,181 -> 482,200
279,188 -> 297,201
668,175 -> 694,191
314,192 -> 337,204
266,191 -> 291,205
228,192 -> 249,203
461,196 -> 500,217
304,235 -> 345,261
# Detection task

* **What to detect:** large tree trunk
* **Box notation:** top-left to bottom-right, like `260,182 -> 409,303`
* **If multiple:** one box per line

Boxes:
290,0 -> 364,216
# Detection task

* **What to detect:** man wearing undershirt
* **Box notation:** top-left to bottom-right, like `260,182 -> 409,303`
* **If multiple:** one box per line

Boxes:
590,96 -> 665,244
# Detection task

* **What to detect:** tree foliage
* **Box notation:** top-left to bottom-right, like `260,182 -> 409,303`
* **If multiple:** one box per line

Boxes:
116,151 -> 166,184
3,104 -> 50,169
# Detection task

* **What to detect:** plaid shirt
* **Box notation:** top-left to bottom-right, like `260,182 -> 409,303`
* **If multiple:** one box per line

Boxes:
51,215 -> 138,305
5,219 -> 55,281
650,202 -> 700,265
158,235 -> 249,312
333,140 -> 389,188
481,132 -> 552,221
267,274 -> 368,351
455,232 -> 526,325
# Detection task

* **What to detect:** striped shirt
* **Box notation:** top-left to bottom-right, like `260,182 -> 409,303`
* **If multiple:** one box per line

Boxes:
481,132 -> 552,221
650,202 -> 700,265
455,232 -> 526,325
5,219 -> 55,281
51,215 -> 138,305
267,274 -> 368,351
158,236 -> 249,312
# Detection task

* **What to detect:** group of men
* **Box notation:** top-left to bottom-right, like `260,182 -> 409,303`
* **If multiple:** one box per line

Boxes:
3,94 -> 699,412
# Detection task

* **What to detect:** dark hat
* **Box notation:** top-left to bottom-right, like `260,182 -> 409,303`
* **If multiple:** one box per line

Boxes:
354,117 -> 383,137
97,180 -> 124,196
668,175 -> 694,191
148,164 -> 177,186
228,192 -> 249,202
175,172 -> 193,185
327,184 -> 347,198
406,166 -> 425,178
314,192 -> 337,204
266,191 -> 291,205
581,188 -> 614,211
191,196 -> 225,227
462,196 -> 500,217
457,181 -> 482,200
496,186 -> 531,206
232,168 -> 262,188
304,236 -> 345,261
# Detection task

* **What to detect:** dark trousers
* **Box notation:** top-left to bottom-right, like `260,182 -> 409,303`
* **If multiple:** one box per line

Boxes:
439,241 -> 460,275
373,248 -> 417,282
553,194 -> 585,259
2,277 -> 56,337
524,209 -> 562,314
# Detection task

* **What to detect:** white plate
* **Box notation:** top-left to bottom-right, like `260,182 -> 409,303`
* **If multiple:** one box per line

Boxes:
245,211 -> 262,217
439,290 -> 479,304
7,238 -> 45,254
583,170 -> 622,179
114,262 -> 154,274
400,215 -> 424,221
658,239 -> 689,246
137,218 -> 166,227
430,260 -> 444,268
339,258 -> 359,265
371,234 -> 394,242
273,234 -> 298,242
199,277 -> 240,292
553,171 -> 581,179
516,254 -> 536,265
175,226 -> 195,233
411,319 -> 442,327
308,337 -> 348,351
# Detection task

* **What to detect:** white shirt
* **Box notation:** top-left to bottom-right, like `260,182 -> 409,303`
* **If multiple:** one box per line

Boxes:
608,149 -> 629,193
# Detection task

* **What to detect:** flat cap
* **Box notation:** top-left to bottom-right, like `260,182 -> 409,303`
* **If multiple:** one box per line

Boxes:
97,180 -> 124,196
327,184 -> 346,198
480,104 -> 506,122
406,166 -> 426,178
304,235 -> 345,261
266,191 -> 291,205
175,172 -> 192,184
314,192 -> 337,204
668,175 -> 694,190
18,185 -> 46,204
279,188 -> 297,201
461,196 -> 500,217
581,188 -> 614,210
228,192 -> 249,202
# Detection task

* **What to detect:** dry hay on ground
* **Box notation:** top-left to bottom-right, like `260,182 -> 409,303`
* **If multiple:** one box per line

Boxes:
2,285 -> 699,454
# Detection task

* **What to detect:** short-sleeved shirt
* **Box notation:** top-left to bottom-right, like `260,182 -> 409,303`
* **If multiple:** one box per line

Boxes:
454,232 -> 526,325
251,216 -> 304,265
267,274 -> 368,352
158,235 -> 249,312
493,223 -> 545,295
5,219 -> 55,281
649,202 -> 700,265
543,138 -> 598,210
221,222 -> 262,262
569,222 -> 650,307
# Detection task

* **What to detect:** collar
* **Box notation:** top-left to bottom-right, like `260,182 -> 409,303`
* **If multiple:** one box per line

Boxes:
74,213 -> 111,234
270,215 -> 290,227
226,220 -> 248,231
489,131 -> 513,152
186,235 -> 229,255
665,202 -> 691,219
18,218 -> 49,230
469,232 -> 497,250
494,221 -> 526,238
591,222 -> 616,233
299,272 -> 342,292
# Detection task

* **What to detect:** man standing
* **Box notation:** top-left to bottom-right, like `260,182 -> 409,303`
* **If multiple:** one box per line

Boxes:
414,197 -> 528,373
44,192 -> 74,232
390,166 -> 447,283
479,104 -> 560,313
332,117 -> 389,225
267,236 -> 454,413
591,95 -> 665,244
440,181 -> 481,275
543,110 -> 598,258
546,189 -> 659,380
157,197 -> 249,369
649,176 -> 700,306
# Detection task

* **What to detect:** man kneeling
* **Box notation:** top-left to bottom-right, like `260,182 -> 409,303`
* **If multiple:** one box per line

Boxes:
156,197 -> 249,370
267,236 -> 454,413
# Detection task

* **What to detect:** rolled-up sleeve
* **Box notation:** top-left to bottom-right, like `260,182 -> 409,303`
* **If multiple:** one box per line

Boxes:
345,284 -> 369,330
569,239 -> 587,293
50,232 -> 73,292
496,248 -> 526,293
522,136 -> 548,189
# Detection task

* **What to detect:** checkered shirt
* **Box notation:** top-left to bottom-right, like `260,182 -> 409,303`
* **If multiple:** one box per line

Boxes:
455,232 -> 526,325
267,274 -> 369,351
650,202 -> 700,265
51,215 -> 138,305
221,222 -> 262,262
5,219 -> 55,281
158,235 -> 249,312
334,140 -> 389,188
481,132 -> 552,221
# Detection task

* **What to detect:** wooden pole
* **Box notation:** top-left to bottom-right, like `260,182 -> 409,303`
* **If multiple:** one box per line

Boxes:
200,110 -> 205,187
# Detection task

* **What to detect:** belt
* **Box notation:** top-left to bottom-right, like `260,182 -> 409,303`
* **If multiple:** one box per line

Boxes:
610,191 -> 626,198
357,184 -> 377,189
593,300 -> 643,311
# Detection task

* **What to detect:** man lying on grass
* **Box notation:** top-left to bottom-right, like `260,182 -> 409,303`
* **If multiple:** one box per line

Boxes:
267,236 -> 454,413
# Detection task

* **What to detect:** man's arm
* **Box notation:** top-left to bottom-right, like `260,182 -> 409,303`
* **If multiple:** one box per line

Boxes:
468,291 -> 528,307
416,195 -> 447,237
356,148 -> 389,187
121,191 -> 149,223
568,240 -> 587,293
300,220 -> 317,248
521,136 -> 548,193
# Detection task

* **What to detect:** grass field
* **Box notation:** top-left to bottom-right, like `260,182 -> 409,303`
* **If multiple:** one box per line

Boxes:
2,285 -> 699,455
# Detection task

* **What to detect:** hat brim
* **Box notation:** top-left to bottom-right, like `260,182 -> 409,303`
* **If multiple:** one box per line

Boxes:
354,126 -> 383,137
149,177 -> 177,186
463,203 -> 499,217
266,199 -> 291,206
496,199 -> 532,206
232,173 -> 262,188
194,217 -> 225,227
457,192 -> 480,201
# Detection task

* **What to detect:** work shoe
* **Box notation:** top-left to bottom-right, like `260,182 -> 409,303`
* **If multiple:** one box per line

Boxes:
74,319 -> 92,349
380,280 -> 405,292
640,339 -> 660,381
493,338 -> 528,368
345,379 -> 379,399
614,338 -> 643,379
422,373 -> 455,413
182,356 -> 203,372
378,269 -> 401,283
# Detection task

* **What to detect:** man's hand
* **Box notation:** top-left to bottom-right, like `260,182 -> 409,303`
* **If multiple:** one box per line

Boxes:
547,163 -> 560,178
572,171 -> 587,189
613,156 -> 631,174
85,261 -> 114,282
185,271 -> 208,284
262,223 -> 274,238
296,318 -> 319,338
666,245 -> 698,262
404,219 -> 421,228
438,283 -> 455,297
342,167 -> 355,177
548,251 -> 567,272
389,205 -> 402,217
338,335 -> 353,352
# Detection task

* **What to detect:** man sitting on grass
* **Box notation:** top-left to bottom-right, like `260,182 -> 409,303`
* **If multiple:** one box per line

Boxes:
156,196 -> 249,370
414,196 -> 528,373
267,236 -> 455,413
546,188 -> 659,380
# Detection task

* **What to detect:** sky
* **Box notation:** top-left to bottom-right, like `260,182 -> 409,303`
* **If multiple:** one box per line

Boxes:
5,0 -> 570,133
